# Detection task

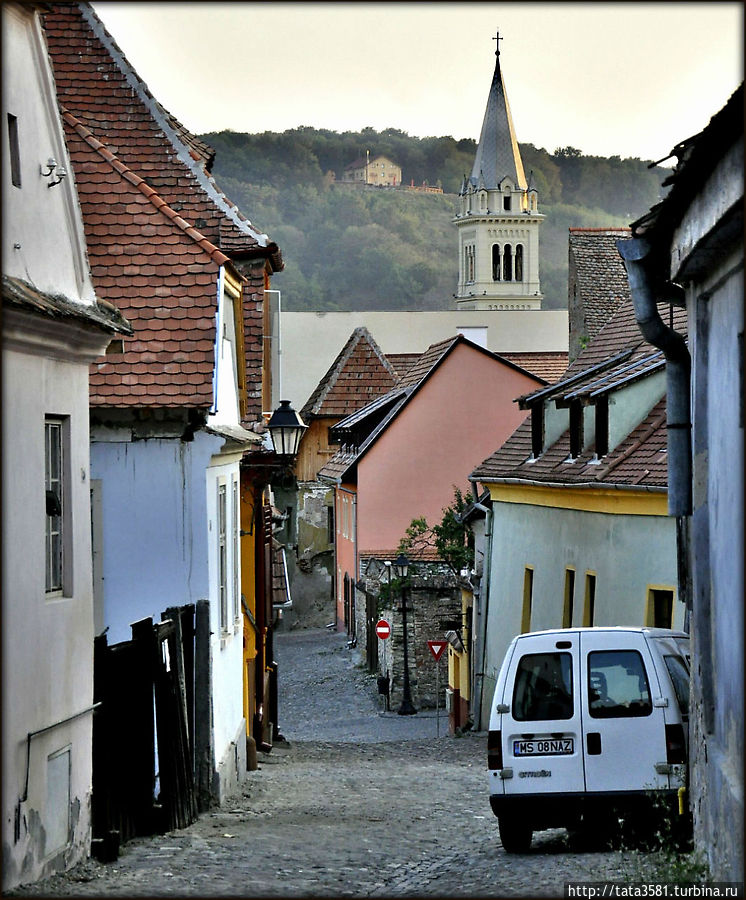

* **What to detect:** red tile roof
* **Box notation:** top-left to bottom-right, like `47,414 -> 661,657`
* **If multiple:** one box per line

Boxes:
301,327 -> 400,421
43,4 -> 280,266
472,298 -> 687,489
500,352 -> 569,383
386,353 -> 422,378
42,3 -> 280,415
60,107 -> 223,407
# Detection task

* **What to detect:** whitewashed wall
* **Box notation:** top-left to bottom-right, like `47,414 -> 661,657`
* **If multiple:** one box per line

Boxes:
479,500 -> 679,726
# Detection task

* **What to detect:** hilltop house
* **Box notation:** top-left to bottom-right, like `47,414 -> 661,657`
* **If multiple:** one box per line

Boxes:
341,154 -> 401,186
1,2 -> 130,888
319,334 -> 544,695
470,295 -> 687,728
43,1 -> 284,815
619,84 -> 743,882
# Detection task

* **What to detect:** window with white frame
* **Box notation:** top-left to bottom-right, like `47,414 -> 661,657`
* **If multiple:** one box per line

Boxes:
218,482 -> 228,632
232,477 -> 240,623
45,417 -> 67,594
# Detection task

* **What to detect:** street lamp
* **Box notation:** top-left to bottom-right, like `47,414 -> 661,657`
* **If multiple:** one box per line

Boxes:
267,400 -> 307,459
394,553 -> 416,715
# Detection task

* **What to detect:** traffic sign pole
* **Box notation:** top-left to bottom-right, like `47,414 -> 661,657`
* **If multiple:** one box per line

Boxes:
427,641 -> 448,738
436,656 -> 440,737
375,620 -> 392,712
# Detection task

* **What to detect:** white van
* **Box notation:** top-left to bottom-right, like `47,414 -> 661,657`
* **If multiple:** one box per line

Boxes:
487,627 -> 690,852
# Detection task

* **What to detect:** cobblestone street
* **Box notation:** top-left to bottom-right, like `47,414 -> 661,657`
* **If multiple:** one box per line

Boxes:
11,628 -> 658,897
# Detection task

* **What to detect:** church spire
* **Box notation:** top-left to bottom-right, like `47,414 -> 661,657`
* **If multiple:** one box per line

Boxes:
469,31 -> 526,191
452,32 -> 543,311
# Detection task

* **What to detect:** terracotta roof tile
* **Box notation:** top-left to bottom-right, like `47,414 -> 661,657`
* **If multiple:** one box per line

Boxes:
472,298 -> 688,488
301,328 -> 400,421
500,352 -> 569,383
43,3 -> 282,419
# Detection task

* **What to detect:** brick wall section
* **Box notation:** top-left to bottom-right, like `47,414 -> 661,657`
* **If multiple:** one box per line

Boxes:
239,266 -> 268,424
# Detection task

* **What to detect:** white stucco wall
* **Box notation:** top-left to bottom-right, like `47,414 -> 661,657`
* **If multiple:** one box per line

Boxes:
2,349 -> 96,889
1,4 -> 106,888
1,4 -> 94,304
479,498 -> 679,726
280,309 -> 568,411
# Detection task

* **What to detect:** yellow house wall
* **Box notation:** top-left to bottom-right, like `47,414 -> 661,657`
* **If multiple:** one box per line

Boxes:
240,477 -> 258,735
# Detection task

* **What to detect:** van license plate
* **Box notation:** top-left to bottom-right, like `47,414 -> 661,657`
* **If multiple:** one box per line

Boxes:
513,738 -> 574,756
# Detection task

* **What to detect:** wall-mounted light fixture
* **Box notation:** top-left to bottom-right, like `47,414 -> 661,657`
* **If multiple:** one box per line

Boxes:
40,157 -> 67,188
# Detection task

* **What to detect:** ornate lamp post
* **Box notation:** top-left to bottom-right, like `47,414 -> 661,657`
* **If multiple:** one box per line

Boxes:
394,553 -> 417,715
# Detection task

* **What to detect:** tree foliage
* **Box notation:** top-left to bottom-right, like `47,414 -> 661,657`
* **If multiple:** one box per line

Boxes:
396,488 -> 475,580
204,127 -> 669,312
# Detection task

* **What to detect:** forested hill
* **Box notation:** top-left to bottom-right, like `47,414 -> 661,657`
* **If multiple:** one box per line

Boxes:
202,127 -> 670,311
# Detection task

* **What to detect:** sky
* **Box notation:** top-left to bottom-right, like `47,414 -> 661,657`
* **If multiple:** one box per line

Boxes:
91,2 -> 743,163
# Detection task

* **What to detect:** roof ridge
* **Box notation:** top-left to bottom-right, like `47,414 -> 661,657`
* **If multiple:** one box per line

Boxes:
61,108 -> 229,268
302,327 -> 399,418
79,2 -> 270,250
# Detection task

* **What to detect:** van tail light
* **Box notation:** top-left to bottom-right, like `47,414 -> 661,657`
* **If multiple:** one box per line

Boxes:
665,724 -> 686,764
488,730 -> 503,770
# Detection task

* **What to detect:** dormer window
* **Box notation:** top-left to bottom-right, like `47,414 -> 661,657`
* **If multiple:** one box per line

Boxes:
531,403 -> 543,458
569,400 -> 583,459
594,396 -> 609,457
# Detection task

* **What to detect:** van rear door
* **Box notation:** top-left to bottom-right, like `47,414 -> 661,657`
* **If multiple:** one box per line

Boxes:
501,632 -> 585,795
580,631 -> 669,793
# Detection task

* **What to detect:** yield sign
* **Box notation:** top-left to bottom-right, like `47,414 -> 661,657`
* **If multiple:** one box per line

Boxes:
428,640 -> 448,662
375,619 -> 391,640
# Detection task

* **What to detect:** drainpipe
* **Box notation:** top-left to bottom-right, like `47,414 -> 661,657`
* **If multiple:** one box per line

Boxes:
617,237 -> 692,517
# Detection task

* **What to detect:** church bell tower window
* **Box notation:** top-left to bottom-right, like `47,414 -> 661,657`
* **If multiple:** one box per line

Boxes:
492,244 -> 501,281
503,194 -> 512,211
515,244 -> 524,281
503,244 -> 513,282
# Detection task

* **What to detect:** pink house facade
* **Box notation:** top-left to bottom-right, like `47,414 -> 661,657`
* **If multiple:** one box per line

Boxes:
356,340 -> 542,556
320,335 -> 545,634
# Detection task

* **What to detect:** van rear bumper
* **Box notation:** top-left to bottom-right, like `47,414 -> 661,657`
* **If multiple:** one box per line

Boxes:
489,790 -> 680,831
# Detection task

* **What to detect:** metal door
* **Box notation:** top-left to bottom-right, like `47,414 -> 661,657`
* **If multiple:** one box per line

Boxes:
501,631 -> 585,795
580,631 -> 669,793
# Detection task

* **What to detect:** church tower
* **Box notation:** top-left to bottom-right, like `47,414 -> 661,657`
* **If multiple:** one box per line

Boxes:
454,33 -> 543,310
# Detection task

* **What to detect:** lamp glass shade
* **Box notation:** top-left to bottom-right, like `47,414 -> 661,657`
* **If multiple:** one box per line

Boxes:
267,400 -> 307,458
393,554 -> 409,579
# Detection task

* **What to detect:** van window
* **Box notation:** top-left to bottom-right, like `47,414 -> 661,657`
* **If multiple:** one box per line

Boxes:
588,650 -> 652,718
663,654 -> 690,717
512,652 -> 573,721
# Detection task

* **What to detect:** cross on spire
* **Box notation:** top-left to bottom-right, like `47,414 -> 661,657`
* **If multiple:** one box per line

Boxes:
493,30 -> 503,57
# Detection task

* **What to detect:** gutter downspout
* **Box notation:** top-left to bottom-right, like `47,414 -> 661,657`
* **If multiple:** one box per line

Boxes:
617,237 -> 692,518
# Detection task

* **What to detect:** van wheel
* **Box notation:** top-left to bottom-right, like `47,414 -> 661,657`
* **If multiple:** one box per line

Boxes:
498,815 -> 532,853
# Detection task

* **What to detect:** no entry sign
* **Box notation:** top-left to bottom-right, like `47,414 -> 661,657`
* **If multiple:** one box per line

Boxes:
428,640 -> 448,662
375,619 -> 391,640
